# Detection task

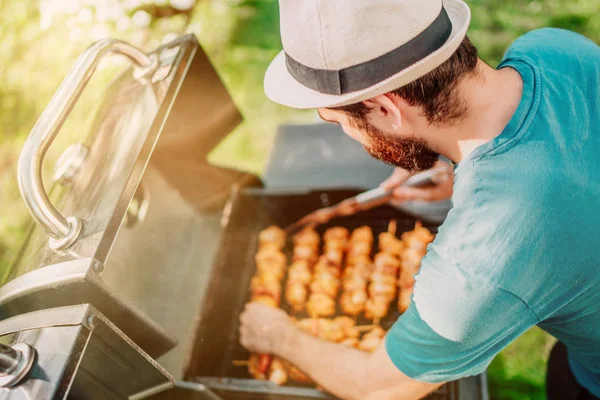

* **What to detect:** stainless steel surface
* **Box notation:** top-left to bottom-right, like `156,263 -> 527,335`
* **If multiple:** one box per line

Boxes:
124,180 -> 150,228
0,258 -> 177,358
103,166 -> 223,377
0,343 -> 35,388
71,305 -> 173,399
0,324 -> 90,399
17,39 -> 156,250
0,304 -> 174,399
197,378 -> 331,399
52,143 -> 89,185
146,381 -> 222,400
0,344 -> 20,375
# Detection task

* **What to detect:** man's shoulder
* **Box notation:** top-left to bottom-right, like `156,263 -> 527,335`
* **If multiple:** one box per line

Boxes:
503,28 -> 600,69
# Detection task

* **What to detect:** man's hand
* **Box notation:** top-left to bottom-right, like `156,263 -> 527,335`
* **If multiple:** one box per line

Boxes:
381,161 -> 454,206
239,303 -> 293,354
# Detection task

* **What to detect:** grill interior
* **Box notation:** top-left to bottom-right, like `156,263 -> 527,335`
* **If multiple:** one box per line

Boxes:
185,187 -> 458,399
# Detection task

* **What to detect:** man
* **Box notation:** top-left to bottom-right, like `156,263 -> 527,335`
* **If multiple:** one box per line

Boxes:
239,0 -> 600,399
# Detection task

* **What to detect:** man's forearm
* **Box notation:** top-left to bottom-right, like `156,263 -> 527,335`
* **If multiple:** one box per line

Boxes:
278,326 -> 371,400
277,326 -> 442,400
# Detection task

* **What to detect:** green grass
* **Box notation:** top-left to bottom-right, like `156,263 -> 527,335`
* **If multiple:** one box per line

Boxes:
488,328 -> 557,400
0,1 -> 598,399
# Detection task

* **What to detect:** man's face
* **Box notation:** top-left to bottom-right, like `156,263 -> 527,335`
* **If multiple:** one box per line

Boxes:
318,108 -> 439,172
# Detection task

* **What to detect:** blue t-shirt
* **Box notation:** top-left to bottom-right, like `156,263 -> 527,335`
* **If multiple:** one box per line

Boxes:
385,28 -> 600,396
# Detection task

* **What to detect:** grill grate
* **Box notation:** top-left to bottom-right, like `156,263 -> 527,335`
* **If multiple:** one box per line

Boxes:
186,188 -> 456,400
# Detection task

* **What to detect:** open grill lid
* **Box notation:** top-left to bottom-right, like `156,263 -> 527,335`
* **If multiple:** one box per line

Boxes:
5,34 -> 240,283
0,35 -> 245,359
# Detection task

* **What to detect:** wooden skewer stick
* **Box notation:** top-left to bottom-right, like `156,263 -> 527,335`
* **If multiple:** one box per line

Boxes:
388,220 -> 397,236
232,360 -> 250,366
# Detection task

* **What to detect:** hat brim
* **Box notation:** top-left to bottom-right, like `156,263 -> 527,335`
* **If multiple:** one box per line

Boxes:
264,0 -> 471,109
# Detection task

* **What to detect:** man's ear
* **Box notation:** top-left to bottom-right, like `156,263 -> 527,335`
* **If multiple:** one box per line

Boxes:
363,94 -> 402,131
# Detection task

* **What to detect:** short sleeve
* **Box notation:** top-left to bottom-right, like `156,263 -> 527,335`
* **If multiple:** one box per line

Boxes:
385,247 -> 539,383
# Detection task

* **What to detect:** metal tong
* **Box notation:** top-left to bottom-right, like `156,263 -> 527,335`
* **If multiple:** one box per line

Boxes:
284,166 -> 450,234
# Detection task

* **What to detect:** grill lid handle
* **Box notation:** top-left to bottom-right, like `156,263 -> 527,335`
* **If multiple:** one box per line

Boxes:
17,38 -> 158,251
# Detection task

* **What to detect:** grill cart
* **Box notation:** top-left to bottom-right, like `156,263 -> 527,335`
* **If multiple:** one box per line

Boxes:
0,36 -> 488,400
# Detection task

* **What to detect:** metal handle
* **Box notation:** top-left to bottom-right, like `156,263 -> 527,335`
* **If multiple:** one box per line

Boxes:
17,39 -> 156,251
354,186 -> 390,204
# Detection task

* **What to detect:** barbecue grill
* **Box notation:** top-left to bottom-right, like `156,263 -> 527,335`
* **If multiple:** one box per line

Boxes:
0,36 -> 488,400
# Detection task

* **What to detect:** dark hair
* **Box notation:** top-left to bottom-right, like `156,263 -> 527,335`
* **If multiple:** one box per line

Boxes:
332,36 -> 478,125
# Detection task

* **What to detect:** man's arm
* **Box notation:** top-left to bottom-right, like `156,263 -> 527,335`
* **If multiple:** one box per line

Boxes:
239,304 -> 442,400
279,325 -> 442,400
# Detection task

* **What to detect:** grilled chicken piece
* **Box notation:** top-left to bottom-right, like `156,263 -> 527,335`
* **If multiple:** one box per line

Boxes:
269,358 -> 288,385
343,263 -> 372,281
255,247 -> 287,265
324,226 -> 349,243
373,252 -> 401,275
401,222 -> 434,251
323,248 -> 344,266
306,293 -> 336,317
255,262 -> 286,281
259,226 -> 286,249
251,275 -> 282,296
340,291 -> 367,316
286,283 -> 308,312
310,272 -> 340,298
401,247 -> 427,270
342,274 -> 367,292
346,253 -> 372,268
341,269 -> 368,316
313,257 -> 340,277
248,354 -> 271,380
334,316 -> 360,338
368,280 -> 396,299
358,326 -> 386,352
370,271 -> 397,285
394,223 -> 433,314
398,289 -> 412,313
378,232 -> 404,256
350,226 -> 373,243
316,319 -> 346,342
398,267 -> 416,289
324,239 -> 346,252
364,296 -> 390,320
293,227 -> 320,248
293,244 -> 319,263
287,260 -> 312,285
295,317 -> 356,342
286,260 -> 312,312
347,240 -> 372,257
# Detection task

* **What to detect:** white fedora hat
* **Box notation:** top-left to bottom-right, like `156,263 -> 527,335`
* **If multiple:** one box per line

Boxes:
264,0 -> 471,109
